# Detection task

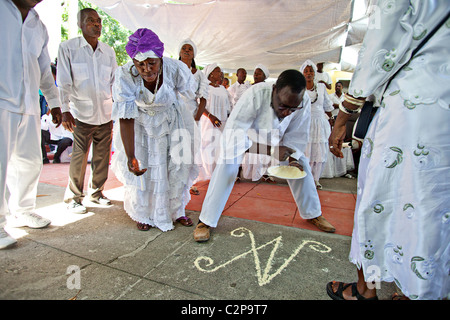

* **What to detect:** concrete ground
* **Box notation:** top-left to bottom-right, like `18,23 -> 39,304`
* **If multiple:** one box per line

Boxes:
0,163 -> 400,308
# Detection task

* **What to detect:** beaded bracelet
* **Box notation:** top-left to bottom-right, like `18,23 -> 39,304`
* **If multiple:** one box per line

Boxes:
344,93 -> 365,107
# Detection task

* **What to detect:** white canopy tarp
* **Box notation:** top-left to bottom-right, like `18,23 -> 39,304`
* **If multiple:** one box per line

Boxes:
91,0 -> 372,75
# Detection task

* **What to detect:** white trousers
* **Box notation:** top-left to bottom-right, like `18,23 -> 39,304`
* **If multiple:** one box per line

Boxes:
199,154 -> 322,228
0,109 -> 42,224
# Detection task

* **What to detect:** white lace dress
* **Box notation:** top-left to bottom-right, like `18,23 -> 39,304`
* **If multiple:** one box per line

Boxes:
347,0 -> 449,299
179,67 -> 209,117
198,85 -> 232,179
179,67 -> 209,182
111,58 -> 198,232
304,83 -> 334,181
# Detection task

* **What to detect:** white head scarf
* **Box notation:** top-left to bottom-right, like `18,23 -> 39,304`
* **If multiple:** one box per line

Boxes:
134,50 -> 160,62
254,64 -> 270,79
178,38 -> 197,58
299,59 -> 317,75
204,63 -> 219,79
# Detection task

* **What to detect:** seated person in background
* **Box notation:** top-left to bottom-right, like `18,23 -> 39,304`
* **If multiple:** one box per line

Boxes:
41,110 -> 73,163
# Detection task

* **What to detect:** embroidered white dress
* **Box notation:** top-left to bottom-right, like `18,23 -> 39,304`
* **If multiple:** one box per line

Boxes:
198,85 -> 232,179
111,58 -> 198,232
304,83 -> 334,181
179,67 -> 209,117
348,0 -> 449,299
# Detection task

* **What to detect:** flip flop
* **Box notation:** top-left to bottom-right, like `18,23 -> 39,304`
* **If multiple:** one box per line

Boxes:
190,187 -> 200,195
262,175 -> 276,183
176,216 -> 193,227
326,281 -> 378,300
391,292 -> 409,300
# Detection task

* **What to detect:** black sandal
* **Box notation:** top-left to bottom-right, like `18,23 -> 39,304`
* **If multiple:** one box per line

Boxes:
176,216 -> 193,226
326,281 -> 378,300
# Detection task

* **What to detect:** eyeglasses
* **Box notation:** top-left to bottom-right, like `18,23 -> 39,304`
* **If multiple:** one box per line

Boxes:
277,105 -> 303,113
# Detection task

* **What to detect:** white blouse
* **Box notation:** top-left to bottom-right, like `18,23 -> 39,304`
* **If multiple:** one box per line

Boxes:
179,66 -> 209,116
112,57 -> 196,120
204,85 -> 232,122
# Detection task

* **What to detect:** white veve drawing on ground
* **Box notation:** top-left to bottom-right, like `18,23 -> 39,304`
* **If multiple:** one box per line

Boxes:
194,227 -> 332,286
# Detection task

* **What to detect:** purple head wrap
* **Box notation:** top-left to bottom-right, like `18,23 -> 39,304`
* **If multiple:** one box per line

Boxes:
126,28 -> 164,60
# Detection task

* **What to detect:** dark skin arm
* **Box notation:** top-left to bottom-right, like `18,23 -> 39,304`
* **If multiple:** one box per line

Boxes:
329,97 -> 366,158
50,107 -> 63,127
61,111 -> 76,132
119,118 -> 147,176
249,144 -> 304,170
203,110 -> 222,127
194,97 -> 207,121
318,80 -> 332,90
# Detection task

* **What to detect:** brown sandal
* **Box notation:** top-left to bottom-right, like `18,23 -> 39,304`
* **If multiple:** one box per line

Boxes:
190,187 -> 200,195
137,222 -> 151,231
176,216 -> 193,226
391,292 -> 410,300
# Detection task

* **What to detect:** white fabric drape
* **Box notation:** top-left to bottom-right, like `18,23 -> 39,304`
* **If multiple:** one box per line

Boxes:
91,0 -> 355,75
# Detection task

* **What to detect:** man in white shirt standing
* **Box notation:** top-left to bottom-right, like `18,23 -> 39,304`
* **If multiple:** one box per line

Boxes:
329,81 -> 344,116
57,8 -> 117,213
0,0 -> 62,249
227,68 -> 251,107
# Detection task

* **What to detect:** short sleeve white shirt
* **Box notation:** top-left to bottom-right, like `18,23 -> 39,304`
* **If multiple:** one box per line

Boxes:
57,37 -> 117,125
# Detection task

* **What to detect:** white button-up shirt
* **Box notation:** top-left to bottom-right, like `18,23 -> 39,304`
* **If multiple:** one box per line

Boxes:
57,36 -> 117,125
220,83 -> 312,161
0,0 -> 60,115
227,80 -> 251,106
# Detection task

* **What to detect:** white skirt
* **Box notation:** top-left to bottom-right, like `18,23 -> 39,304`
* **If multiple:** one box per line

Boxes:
111,103 -> 198,231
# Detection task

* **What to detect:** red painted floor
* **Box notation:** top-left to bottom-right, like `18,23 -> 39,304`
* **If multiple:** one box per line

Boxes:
39,163 -> 355,236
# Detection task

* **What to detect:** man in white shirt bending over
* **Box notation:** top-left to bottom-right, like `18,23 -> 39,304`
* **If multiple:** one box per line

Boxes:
57,8 -> 117,213
194,70 -> 336,242
0,0 -> 62,249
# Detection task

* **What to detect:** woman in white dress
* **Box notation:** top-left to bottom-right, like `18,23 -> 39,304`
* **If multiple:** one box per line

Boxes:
241,64 -> 274,182
111,28 -> 198,231
178,39 -> 209,194
327,1 -> 449,300
300,60 -> 334,189
199,63 -> 232,179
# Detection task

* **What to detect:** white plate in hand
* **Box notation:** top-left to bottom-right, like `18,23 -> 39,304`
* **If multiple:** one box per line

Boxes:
267,165 -> 307,180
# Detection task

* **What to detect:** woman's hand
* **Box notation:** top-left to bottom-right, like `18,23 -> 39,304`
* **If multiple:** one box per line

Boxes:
208,114 -> 222,128
127,157 -> 147,176
328,118 -> 347,158
272,146 -> 296,162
